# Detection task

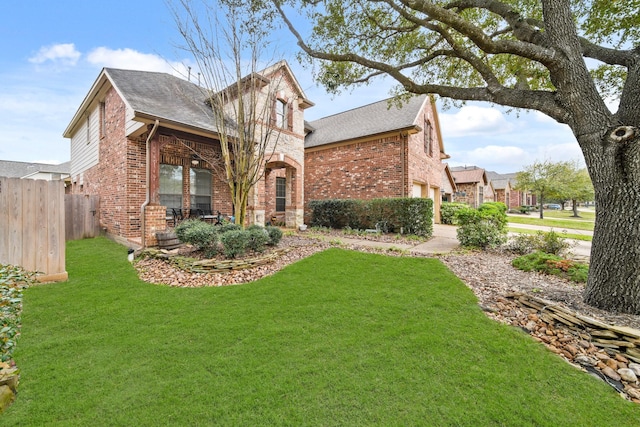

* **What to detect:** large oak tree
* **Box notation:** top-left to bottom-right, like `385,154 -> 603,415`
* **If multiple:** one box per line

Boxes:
273,0 -> 640,313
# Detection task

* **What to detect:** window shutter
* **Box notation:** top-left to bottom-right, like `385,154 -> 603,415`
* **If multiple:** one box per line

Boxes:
287,103 -> 293,131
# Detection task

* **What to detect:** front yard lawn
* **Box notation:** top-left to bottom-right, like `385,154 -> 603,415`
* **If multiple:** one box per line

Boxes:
508,215 -> 595,231
4,237 -> 639,425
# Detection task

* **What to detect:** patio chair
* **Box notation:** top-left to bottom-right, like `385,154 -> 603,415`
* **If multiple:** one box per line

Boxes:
197,209 -> 216,223
171,208 -> 184,226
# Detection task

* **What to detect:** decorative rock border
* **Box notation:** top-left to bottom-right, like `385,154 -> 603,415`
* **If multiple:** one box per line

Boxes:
506,292 -> 640,401
141,248 -> 291,273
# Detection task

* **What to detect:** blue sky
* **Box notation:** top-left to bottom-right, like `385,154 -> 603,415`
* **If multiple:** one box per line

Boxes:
0,1 -> 586,174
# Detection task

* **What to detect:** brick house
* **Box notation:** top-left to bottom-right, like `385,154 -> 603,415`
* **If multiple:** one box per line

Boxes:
486,171 -> 535,209
449,165 -> 493,208
486,172 -> 512,208
440,164 -> 457,202
304,95 -> 451,223
63,62 -> 313,247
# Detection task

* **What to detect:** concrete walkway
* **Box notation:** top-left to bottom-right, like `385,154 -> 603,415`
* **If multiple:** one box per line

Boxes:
333,223 -> 592,259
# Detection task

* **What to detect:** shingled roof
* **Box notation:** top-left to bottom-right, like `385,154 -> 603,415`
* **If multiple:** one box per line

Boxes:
64,61 -> 312,139
106,68 -> 217,133
0,160 -> 70,178
305,94 -> 428,149
450,165 -> 488,185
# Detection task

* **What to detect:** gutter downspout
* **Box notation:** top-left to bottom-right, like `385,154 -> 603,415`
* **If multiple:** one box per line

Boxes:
140,120 -> 160,248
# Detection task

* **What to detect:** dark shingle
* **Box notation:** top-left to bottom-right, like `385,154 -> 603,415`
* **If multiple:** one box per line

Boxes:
105,68 -> 218,133
305,95 -> 428,148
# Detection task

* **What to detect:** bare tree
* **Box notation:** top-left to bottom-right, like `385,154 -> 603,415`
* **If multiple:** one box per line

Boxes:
171,0 -> 284,227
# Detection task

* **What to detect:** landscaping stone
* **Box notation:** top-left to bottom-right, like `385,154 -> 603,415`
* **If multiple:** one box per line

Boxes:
618,368 -> 638,383
602,367 -> 622,381
629,363 -> 640,377
0,385 -> 15,413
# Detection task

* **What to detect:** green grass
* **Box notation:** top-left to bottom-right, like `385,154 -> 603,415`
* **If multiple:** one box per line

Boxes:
542,210 -> 596,220
4,237 -> 639,426
508,215 -> 595,231
508,227 -> 593,242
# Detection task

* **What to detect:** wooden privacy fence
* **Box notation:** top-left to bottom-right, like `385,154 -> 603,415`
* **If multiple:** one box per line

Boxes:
0,177 -> 67,282
65,194 -> 100,241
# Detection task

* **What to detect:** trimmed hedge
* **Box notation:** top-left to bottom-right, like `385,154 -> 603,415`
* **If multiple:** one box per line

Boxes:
440,202 -> 468,225
309,197 -> 433,237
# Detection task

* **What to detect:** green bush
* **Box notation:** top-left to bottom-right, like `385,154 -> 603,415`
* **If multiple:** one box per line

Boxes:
309,199 -> 365,229
309,197 -> 433,237
440,202 -> 468,225
218,223 -> 241,234
247,228 -> 270,253
220,230 -> 250,258
175,219 -> 218,251
455,203 -> 508,249
0,264 -> 37,362
265,226 -> 283,245
512,251 -> 588,283
506,229 -> 573,256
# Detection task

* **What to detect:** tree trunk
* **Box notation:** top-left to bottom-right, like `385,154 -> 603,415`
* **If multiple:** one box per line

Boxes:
584,182 -> 640,313
582,127 -> 640,314
538,196 -> 544,219
571,199 -> 579,218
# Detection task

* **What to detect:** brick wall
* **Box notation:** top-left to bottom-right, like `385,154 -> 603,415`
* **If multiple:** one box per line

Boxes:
71,87 -> 133,239
304,136 -> 404,215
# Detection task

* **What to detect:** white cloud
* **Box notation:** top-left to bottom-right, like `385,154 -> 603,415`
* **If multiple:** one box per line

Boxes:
439,105 -> 514,138
535,142 -> 585,166
86,47 -> 188,76
449,145 -> 529,171
29,43 -> 81,66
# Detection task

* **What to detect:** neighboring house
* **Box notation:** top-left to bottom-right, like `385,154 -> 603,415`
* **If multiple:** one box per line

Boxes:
440,163 -> 457,203
304,94 -> 450,223
0,160 -> 71,190
450,165 -> 491,208
63,62 -> 313,247
486,172 -> 512,208
486,171 -> 535,209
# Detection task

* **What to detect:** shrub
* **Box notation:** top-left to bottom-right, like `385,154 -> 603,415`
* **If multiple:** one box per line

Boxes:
218,223 -> 241,234
440,202 -> 468,225
0,264 -> 37,362
455,204 -> 507,249
175,219 -> 218,251
309,199 -> 365,229
512,251 -> 588,283
310,197 -> 433,237
539,229 -> 573,256
220,230 -> 250,258
506,229 -> 573,256
505,233 -> 543,255
247,227 -> 270,253
265,226 -> 283,245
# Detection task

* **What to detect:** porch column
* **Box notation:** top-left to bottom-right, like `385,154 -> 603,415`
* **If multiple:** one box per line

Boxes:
247,176 -> 266,226
286,166 -> 304,227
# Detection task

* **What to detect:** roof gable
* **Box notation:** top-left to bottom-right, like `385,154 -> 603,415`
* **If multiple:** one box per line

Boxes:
64,60 -> 312,139
450,166 -> 488,185
305,94 -> 428,148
